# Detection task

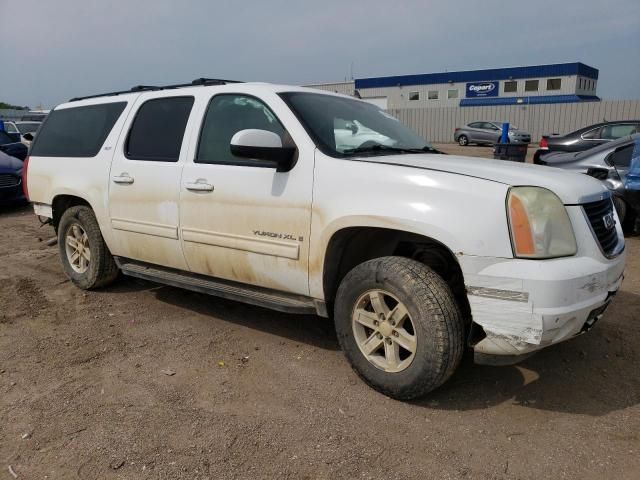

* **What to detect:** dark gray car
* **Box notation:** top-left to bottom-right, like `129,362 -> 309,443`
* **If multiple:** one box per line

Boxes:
539,133 -> 640,232
454,121 -> 531,146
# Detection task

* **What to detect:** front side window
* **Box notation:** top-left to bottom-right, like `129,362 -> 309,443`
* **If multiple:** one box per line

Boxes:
547,78 -> 561,90
504,81 -> 517,93
280,92 -> 432,157
126,96 -> 194,162
0,131 -> 13,144
525,80 -> 539,92
5,123 -> 18,134
196,94 -> 286,164
30,102 -> 126,157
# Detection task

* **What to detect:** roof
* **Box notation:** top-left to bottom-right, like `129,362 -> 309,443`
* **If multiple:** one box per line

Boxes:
355,63 -> 599,89
459,94 -> 601,107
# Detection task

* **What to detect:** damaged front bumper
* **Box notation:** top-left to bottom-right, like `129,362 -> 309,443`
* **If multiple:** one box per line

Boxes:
460,250 -> 625,364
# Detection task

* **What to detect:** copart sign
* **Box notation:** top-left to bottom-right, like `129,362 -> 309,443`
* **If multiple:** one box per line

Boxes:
466,81 -> 499,98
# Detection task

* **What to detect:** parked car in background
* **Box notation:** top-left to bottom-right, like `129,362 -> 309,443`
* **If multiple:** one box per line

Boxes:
21,111 -> 49,122
4,121 -> 42,146
0,130 -> 28,161
536,133 -> 640,232
534,120 -> 640,163
454,122 -> 531,146
0,150 -> 26,206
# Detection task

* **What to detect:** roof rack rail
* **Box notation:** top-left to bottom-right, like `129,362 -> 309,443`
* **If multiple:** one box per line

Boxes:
69,78 -> 244,102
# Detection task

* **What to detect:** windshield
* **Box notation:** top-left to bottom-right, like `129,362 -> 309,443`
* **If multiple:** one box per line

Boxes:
280,92 -> 433,157
16,122 -> 41,134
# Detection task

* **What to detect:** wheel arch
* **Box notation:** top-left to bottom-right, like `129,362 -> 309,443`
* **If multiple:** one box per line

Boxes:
322,226 -> 471,323
51,194 -> 93,231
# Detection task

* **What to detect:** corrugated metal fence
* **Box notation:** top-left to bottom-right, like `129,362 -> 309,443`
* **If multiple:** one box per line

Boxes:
388,100 -> 640,144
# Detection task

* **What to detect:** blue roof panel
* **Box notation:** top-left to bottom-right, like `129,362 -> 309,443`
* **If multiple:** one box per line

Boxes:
459,95 -> 601,107
355,63 -> 599,89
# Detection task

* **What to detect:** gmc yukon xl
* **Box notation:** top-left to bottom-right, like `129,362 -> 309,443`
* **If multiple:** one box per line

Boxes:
24,79 -> 625,399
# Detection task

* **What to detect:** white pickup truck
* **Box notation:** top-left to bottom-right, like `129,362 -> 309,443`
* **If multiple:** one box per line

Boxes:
24,79 -> 625,399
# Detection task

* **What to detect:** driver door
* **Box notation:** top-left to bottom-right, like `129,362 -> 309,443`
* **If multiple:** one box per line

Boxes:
179,93 -> 314,295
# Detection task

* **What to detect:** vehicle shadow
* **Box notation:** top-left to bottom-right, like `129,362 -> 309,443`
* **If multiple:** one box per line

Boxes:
150,283 -> 340,351
110,276 -> 639,416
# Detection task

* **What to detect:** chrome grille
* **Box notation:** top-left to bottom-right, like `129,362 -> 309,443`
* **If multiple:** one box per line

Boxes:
583,198 -> 619,256
0,174 -> 20,188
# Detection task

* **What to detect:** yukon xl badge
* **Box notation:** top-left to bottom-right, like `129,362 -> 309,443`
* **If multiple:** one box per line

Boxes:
603,212 -> 616,230
253,230 -> 303,242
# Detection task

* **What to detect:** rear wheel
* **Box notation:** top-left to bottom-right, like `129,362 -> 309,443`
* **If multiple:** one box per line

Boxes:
58,206 -> 119,289
458,135 -> 468,146
334,256 -> 464,400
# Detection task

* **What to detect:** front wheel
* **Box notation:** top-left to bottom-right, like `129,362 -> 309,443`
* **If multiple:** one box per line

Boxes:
58,206 -> 119,289
334,257 -> 464,400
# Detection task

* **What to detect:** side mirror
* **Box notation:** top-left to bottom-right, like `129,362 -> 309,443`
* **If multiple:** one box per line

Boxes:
347,122 -> 358,135
23,133 -> 34,141
230,129 -> 296,172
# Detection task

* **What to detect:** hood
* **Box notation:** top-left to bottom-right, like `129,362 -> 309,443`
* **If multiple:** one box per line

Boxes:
0,151 -> 23,172
357,153 -> 608,204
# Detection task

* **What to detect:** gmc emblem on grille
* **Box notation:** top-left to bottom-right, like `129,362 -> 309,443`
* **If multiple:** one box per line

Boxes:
603,212 -> 616,230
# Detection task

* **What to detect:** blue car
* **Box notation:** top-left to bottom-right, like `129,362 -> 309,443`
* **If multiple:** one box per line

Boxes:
0,150 -> 26,206
0,130 -> 28,161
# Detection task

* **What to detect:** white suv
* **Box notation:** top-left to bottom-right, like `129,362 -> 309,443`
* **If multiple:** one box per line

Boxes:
24,79 -> 625,399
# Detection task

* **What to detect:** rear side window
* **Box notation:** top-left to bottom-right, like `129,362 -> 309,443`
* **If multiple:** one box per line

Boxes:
608,145 -> 633,168
601,124 -> 638,140
30,102 -> 126,157
126,97 -> 194,162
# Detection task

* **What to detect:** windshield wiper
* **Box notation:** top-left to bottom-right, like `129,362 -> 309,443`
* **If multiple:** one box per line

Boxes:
343,144 -> 441,156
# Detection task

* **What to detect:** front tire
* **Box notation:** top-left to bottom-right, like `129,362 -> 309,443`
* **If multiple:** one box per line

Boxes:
58,206 -> 119,289
334,257 -> 464,400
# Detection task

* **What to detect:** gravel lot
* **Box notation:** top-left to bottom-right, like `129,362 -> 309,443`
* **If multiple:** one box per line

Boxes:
1,174 -> 639,479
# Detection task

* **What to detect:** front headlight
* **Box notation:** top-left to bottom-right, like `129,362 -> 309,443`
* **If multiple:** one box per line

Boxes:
507,186 -> 577,259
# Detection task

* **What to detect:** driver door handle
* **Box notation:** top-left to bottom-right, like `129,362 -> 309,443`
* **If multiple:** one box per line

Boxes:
112,173 -> 134,184
185,180 -> 214,192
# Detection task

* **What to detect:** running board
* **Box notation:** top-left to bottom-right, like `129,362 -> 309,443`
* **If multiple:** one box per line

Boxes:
115,258 -> 324,316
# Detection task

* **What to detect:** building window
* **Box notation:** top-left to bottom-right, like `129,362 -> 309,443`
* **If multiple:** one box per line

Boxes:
504,81 -> 517,93
524,80 -> 539,92
428,90 -> 439,100
447,89 -> 458,99
408,92 -> 420,101
547,78 -> 561,90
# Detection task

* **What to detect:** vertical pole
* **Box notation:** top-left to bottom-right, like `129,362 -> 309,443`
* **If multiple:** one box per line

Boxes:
500,122 -> 509,143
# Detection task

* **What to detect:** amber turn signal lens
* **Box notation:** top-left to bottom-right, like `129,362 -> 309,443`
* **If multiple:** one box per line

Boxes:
509,194 -> 535,255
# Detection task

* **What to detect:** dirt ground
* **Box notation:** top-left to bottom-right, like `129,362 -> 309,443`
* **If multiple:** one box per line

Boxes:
1,199 -> 639,479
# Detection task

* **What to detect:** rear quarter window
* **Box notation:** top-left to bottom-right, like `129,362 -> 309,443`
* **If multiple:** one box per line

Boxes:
30,102 -> 126,157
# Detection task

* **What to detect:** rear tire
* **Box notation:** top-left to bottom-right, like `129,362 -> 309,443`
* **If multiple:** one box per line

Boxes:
458,135 -> 468,146
58,206 -> 119,290
334,256 -> 464,400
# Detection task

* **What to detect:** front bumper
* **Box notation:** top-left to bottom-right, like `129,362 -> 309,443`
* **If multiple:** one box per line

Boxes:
460,242 -> 625,360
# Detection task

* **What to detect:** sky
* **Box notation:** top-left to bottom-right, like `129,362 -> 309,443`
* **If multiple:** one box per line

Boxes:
1,0 -> 638,108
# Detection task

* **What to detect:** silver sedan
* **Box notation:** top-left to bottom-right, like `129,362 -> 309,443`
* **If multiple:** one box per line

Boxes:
454,121 -> 531,146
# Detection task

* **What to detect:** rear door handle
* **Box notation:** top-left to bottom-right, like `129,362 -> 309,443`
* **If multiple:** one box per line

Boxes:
112,173 -> 134,184
185,179 -> 214,192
